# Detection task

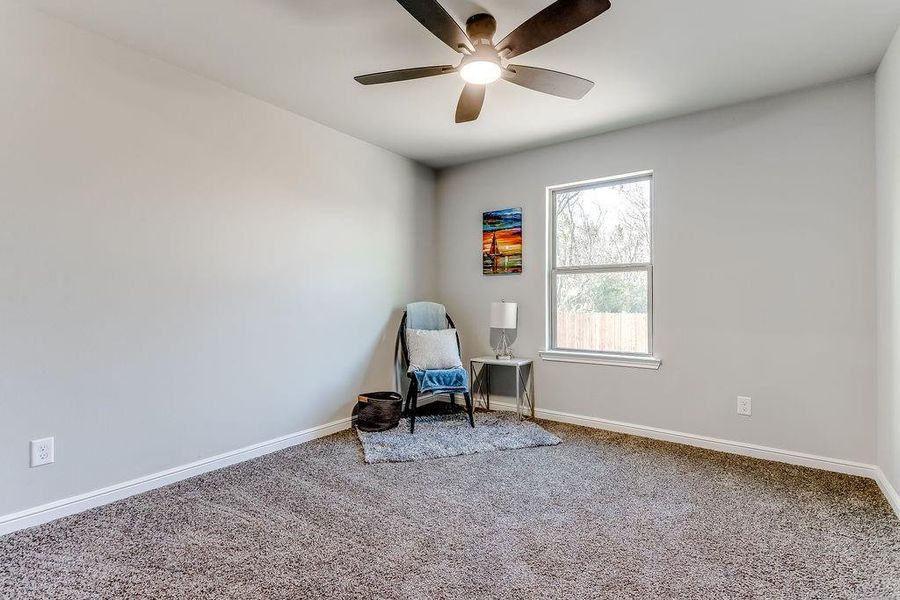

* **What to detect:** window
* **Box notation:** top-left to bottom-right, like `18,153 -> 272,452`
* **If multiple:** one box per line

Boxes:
543,171 -> 659,368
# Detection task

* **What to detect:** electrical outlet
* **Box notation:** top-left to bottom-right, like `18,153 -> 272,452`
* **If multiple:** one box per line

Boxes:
30,437 -> 54,467
737,396 -> 752,416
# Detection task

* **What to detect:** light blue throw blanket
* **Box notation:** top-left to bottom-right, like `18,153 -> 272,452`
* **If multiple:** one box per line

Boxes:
413,367 -> 469,393
406,301 -> 447,331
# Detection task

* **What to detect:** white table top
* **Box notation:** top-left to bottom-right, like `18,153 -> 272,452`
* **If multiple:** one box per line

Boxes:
470,356 -> 533,366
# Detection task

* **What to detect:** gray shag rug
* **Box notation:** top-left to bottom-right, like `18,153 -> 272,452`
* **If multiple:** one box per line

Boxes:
2,405 -> 899,599
356,411 -> 561,463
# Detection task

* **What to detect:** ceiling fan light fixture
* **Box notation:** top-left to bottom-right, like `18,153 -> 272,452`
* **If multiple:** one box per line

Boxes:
459,59 -> 502,85
354,0 -> 611,122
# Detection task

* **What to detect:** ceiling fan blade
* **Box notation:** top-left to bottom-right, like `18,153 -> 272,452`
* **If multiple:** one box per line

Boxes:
455,83 -> 485,123
355,65 -> 455,85
396,0 -> 474,54
496,0 -> 611,59
502,65 -> 594,99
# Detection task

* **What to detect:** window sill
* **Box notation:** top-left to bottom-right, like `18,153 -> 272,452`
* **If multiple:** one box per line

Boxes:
539,350 -> 661,370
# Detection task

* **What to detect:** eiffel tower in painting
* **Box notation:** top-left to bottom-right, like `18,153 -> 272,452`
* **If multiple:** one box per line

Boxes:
486,231 -> 504,274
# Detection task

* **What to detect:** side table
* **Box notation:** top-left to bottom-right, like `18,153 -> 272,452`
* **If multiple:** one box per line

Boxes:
469,356 -> 534,419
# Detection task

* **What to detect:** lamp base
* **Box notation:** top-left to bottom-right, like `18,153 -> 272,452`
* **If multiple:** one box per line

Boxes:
493,330 -> 514,360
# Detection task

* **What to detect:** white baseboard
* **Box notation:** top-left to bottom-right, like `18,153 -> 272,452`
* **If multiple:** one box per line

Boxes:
0,416 -> 352,537
875,468 -> 900,518
4,406 -> 897,537
490,401 -> 880,479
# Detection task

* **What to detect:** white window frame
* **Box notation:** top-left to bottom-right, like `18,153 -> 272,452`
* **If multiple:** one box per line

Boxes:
540,171 -> 660,369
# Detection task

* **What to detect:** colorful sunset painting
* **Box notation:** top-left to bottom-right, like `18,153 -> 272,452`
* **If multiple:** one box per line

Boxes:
482,208 -> 523,275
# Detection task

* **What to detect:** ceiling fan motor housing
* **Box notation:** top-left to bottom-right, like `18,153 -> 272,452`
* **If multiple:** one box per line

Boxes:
460,12 -> 501,83
465,13 -> 497,46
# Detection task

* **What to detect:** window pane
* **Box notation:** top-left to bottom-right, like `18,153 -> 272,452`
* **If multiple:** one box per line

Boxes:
555,178 -> 651,268
555,270 -> 649,354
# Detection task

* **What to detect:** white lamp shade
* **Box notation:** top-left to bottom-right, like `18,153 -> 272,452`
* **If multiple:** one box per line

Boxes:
490,302 -> 518,329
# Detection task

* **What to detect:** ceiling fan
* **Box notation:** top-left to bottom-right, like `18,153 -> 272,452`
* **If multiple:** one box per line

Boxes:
354,0 -> 612,123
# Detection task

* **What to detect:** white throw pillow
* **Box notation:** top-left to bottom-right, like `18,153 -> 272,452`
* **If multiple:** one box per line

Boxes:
406,328 -> 463,372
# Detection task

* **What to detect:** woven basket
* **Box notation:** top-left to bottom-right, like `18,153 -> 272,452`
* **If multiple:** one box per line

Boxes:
352,391 -> 403,432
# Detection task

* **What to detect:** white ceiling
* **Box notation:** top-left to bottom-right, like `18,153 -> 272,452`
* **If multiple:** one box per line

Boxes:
29,0 -> 900,168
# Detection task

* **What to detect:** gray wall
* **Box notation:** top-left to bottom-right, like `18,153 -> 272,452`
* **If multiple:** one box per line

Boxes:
877,26 -> 900,495
436,78 -> 876,464
0,2 -> 435,515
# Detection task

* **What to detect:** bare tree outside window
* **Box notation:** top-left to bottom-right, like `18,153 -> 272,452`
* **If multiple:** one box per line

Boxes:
549,174 -> 653,355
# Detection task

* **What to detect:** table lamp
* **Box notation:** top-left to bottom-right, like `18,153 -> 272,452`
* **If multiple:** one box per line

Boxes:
490,301 -> 518,360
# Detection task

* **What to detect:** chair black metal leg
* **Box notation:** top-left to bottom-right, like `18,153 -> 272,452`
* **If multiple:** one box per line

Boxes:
404,381 -> 415,416
463,392 -> 474,428
449,393 -> 456,413
408,379 -> 419,434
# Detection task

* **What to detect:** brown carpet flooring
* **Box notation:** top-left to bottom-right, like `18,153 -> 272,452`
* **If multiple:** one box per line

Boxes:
1,407 -> 899,599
